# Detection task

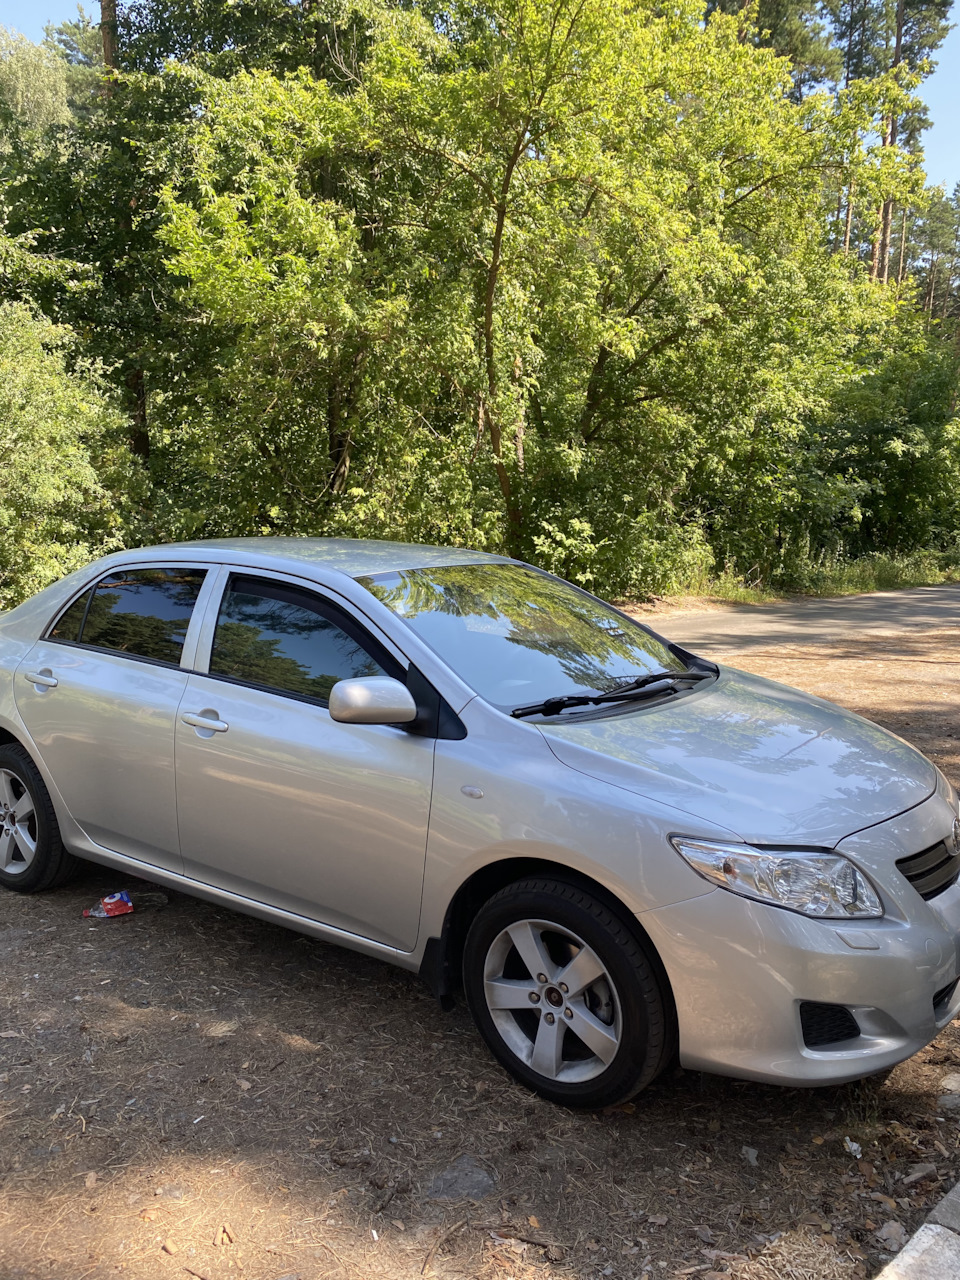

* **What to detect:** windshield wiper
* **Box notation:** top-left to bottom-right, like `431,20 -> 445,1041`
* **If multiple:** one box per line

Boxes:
510,670 -> 713,720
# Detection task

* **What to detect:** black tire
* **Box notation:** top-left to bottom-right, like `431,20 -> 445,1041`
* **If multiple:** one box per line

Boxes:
463,877 -> 675,1109
0,743 -> 78,893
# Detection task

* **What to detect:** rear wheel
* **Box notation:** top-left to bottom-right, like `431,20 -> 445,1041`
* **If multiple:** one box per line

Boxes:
463,877 -> 673,1108
0,743 -> 78,893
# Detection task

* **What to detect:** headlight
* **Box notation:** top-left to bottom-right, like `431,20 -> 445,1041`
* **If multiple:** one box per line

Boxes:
670,837 -> 883,919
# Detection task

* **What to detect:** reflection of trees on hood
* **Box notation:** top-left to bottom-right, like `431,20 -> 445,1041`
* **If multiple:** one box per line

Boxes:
549,672 -> 924,815
360,564 -> 683,694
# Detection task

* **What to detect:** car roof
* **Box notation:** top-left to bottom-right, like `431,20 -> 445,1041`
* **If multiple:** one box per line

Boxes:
127,537 -> 516,579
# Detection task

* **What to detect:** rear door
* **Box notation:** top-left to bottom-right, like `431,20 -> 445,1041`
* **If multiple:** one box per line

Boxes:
174,571 -> 435,949
15,564 -> 212,872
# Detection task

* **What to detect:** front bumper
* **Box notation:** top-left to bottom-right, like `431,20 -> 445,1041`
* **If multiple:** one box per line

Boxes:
640,785 -> 960,1086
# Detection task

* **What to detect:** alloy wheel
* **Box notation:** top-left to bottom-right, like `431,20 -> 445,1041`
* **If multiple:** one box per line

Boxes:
0,769 -> 38,875
482,917 -> 622,1083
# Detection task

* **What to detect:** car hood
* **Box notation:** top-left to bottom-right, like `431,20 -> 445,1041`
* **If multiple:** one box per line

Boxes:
538,666 -> 936,846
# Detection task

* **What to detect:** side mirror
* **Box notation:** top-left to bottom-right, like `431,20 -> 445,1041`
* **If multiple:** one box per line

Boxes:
328,676 -> 418,725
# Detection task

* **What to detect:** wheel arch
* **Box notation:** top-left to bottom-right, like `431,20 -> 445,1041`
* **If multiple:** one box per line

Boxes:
420,856 -> 677,1026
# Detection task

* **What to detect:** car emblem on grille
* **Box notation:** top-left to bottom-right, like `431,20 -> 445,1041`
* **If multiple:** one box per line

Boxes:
953,816 -> 960,857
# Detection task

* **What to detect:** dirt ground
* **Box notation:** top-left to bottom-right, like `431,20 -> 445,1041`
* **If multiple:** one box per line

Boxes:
2,609 -> 960,1280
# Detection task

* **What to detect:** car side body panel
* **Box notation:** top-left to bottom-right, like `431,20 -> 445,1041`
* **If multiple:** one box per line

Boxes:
175,670 -> 436,949
419,696 -> 724,946
14,640 -> 188,871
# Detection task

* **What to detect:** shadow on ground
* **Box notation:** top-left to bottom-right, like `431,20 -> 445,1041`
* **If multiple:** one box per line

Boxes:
2,623 -> 960,1280
0,855 -> 957,1280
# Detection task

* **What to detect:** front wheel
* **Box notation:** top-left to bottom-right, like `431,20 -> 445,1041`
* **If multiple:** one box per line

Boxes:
463,877 -> 674,1109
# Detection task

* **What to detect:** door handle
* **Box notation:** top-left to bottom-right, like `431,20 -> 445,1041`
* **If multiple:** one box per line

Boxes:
181,711 -> 229,733
25,670 -> 58,689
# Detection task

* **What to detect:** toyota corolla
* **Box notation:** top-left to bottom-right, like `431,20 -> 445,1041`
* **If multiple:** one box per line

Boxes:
0,538 -> 957,1108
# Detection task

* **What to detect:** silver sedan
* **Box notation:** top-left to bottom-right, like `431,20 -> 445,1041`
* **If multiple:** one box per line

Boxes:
1,537 -> 958,1108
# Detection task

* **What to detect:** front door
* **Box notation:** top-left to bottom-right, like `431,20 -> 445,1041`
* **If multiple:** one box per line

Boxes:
14,565 -> 209,872
174,573 -> 434,950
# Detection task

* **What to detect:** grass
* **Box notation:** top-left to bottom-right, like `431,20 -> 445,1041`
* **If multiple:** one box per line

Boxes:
649,551 -> 960,610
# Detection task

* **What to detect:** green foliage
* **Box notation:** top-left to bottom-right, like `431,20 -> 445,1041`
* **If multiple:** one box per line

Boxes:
707,0 -> 843,96
43,5 -> 104,116
150,1 -> 927,576
0,27 -> 71,133
0,303 -> 133,609
0,0 -> 955,607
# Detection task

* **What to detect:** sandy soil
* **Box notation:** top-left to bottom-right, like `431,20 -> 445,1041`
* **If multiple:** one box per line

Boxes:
1,612 -> 959,1280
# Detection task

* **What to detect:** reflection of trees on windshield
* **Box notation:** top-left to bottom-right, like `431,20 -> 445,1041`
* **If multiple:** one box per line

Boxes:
211,590 -> 383,701
359,564 -> 683,697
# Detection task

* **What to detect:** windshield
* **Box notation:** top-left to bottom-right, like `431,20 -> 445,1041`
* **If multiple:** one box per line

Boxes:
356,563 -> 687,711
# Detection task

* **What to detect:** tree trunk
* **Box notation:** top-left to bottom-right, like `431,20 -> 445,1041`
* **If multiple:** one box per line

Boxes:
869,204 -> 883,278
876,0 -> 904,283
843,182 -> 855,255
896,206 -> 908,284
878,191 -> 894,284
924,253 -> 938,313
941,261 -> 955,319
100,0 -> 118,73
480,139 -> 526,548
125,367 -> 149,460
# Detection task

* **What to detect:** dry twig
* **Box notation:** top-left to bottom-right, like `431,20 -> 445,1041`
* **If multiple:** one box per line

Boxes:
421,1219 -> 467,1275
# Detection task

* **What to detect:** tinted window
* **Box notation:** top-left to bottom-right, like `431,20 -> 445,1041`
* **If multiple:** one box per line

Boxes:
210,577 -> 388,702
81,568 -> 207,665
48,588 -> 93,642
357,563 -> 686,710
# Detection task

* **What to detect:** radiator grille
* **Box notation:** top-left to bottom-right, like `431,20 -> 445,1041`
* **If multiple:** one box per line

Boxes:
896,839 -> 960,901
799,1002 -> 861,1048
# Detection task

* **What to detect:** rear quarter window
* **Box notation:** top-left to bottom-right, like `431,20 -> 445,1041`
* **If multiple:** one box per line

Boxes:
47,588 -> 93,642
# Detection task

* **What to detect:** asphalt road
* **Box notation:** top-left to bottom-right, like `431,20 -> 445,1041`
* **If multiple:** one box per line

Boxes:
649,582 -> 960,655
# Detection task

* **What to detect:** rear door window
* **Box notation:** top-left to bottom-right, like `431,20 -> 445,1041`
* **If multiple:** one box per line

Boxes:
75,568 -> 207,665
209,575 -> 396,703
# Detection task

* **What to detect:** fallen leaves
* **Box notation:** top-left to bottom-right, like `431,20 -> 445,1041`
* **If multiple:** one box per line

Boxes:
869,1192 -> 898,1212
875,1221 -> 907,1253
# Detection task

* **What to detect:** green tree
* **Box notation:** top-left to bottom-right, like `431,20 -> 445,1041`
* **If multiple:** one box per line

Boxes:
707,0 -> 843,96
0,0 -> 956,602
0,302 -> 133,608
0,27 -> 71,133
152,0 -> 923,593
43,6 -> 104,116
